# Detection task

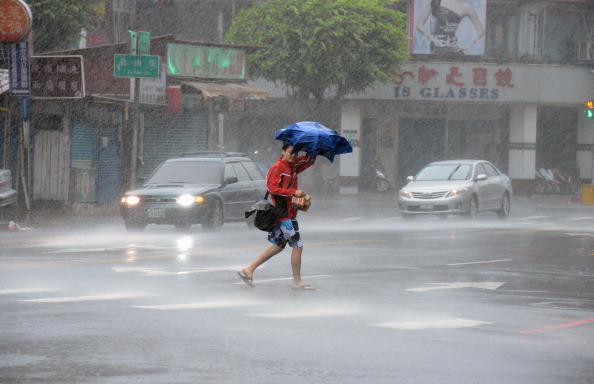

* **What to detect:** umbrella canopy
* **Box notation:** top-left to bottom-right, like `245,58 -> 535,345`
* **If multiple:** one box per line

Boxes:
275,121 -> 353,162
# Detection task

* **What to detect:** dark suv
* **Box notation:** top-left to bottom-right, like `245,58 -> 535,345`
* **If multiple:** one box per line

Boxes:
0,169 -> 17,208
120,152 -> 267,231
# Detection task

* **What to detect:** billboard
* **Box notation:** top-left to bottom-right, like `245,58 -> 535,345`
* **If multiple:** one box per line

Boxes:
410,0 -> 486,56
30,56 -> 85,98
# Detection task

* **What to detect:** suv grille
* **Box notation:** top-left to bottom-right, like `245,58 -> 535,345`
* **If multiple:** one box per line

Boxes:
139,197 -> 178,203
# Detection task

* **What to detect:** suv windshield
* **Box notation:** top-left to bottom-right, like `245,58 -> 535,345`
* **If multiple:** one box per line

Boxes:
146,161 -> 221,184
415,164 -> 472,181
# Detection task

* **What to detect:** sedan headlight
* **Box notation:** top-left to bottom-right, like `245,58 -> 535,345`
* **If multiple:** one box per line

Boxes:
446,187 -> 469,197
177,195 -> 204,206
399,190 -> 412,198
121,195 -> 140,206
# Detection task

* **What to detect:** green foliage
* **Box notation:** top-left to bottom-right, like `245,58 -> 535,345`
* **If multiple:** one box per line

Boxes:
225,0 -> 409,101
29,0 -> 102,52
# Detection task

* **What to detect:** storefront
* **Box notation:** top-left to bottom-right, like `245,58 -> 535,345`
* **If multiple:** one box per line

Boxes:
337,61 -> 594,195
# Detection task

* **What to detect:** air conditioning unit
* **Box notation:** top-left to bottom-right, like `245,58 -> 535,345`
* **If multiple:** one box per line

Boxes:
578,40 -> 593,61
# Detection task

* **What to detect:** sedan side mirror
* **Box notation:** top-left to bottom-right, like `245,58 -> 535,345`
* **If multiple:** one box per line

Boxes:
476,174 -> 487,181
406,176 -> 414,182
225,176 -> 238,185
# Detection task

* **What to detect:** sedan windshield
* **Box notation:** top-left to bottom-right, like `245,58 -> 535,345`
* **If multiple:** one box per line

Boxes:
147,161 -> 221,184
415,164 -> 472,181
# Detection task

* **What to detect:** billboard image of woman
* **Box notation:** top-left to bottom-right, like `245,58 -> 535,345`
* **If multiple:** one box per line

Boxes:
412,0 -> 486,56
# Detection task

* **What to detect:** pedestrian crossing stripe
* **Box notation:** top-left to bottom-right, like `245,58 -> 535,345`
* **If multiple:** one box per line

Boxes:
21,293 -> 148,303
132,300 -> 264,310
369,319 -> 492,330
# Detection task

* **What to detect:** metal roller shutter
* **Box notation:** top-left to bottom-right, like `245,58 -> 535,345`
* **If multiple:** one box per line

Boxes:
142,113 -> 208,178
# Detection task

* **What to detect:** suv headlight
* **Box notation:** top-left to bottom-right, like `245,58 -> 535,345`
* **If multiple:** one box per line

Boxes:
178,195 -> 204,206
399,190 -> 412,198
446,187 -> 469,197
121,196 -> 140,206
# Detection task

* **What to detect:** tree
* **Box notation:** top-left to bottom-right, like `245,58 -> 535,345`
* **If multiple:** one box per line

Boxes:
28,0 -> 103,53
225,0 -> 409,103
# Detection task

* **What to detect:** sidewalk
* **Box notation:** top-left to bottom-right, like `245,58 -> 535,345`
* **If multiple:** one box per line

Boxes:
2,192 -> 593,230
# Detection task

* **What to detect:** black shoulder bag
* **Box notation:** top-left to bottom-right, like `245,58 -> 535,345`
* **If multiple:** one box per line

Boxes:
245,191 -> 277,232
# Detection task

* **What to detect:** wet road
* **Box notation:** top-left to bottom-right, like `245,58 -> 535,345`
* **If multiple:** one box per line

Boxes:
1,205 -> 594,383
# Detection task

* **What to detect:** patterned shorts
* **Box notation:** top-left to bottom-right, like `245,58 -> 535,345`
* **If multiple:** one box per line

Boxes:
268,218 -> 302,249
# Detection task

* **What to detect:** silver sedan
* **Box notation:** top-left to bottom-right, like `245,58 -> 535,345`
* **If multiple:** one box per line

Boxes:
398,160 -> 513,219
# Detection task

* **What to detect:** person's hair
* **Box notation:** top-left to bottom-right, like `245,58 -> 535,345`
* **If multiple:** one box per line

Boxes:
431,0 -> 441,16
282,142 -> 292,151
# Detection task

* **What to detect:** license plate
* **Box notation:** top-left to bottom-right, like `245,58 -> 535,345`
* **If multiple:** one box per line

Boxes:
148,208 -> 165,218
419,203 -> 433,210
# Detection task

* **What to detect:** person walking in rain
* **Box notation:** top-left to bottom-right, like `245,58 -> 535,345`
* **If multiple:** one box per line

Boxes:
238,142 -> 316,290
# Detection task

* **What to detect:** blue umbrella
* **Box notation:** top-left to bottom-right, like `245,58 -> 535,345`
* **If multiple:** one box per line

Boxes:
275,121 -> 353,162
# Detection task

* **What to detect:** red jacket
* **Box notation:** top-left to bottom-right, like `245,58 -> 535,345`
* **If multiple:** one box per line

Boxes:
267,154 -> 315,220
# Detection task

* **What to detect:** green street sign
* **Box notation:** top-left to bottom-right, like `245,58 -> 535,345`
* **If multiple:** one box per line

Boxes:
114,54 -> 160,78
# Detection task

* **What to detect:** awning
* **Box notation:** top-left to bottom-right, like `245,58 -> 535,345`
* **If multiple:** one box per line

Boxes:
178,80 -> 268,100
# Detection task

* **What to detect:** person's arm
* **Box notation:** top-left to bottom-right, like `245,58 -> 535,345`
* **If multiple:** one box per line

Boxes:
267,166 -> 302,197
416,3 -> 446,48
457,5 -> 485,51
294,154 -> 316,174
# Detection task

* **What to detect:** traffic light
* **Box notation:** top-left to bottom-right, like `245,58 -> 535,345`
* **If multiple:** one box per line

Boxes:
585,101 -> 594,119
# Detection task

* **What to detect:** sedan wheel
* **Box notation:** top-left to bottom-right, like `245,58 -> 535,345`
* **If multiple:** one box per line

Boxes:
463,195 -> 478,219
202,200 -> 224,231
496,193 -> 510,218
401,213 -> 415,221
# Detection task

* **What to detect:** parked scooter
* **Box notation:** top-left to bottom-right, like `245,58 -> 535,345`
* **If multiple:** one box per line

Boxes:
363,159 -> 390,193
374,166 -> 390,193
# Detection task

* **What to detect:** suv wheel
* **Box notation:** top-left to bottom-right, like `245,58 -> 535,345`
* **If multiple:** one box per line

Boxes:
202,199 -> 223,231
124,220 -> 146,232
175,222 -> 191,231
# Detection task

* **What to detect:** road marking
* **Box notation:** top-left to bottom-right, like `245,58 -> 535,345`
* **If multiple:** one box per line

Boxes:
0,288 -> 59,295
234,274 -> 331,285
370,319 -> 492,330
511,216 -> 551,220
406,282 -> 505,292
21,293 -> 147,303
446,259 -> 512,266
133,300 -> 263,310
561,217 -> 594,221
253,308 -> 359,318
520,317 -> 594,335
113,265 -> 247,276
0,239 -> 381,271
565,233 -> 594,238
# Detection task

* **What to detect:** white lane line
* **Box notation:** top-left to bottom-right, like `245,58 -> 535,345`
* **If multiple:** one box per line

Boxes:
511,216 -> 550,220
446,259 -> 512,266
561,217 -> 594,221
233,274 -> 331,285
0,288 -> 59,295
21,293 -> 147,303
113,265 -> 247,276
565,233 -> 594,237
407,282 -> 505,292
370,319 -> 492,330
253,308 -> 359,319
133,300 -> 264,310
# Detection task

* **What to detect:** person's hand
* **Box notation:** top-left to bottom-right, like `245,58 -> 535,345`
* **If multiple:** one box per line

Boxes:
294,190 -> 304,198
431,37 -> 448,47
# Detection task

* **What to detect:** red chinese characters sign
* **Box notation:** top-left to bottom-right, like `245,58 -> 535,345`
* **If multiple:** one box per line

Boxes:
393,64 -> 515,101
0,0 -> 32,43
